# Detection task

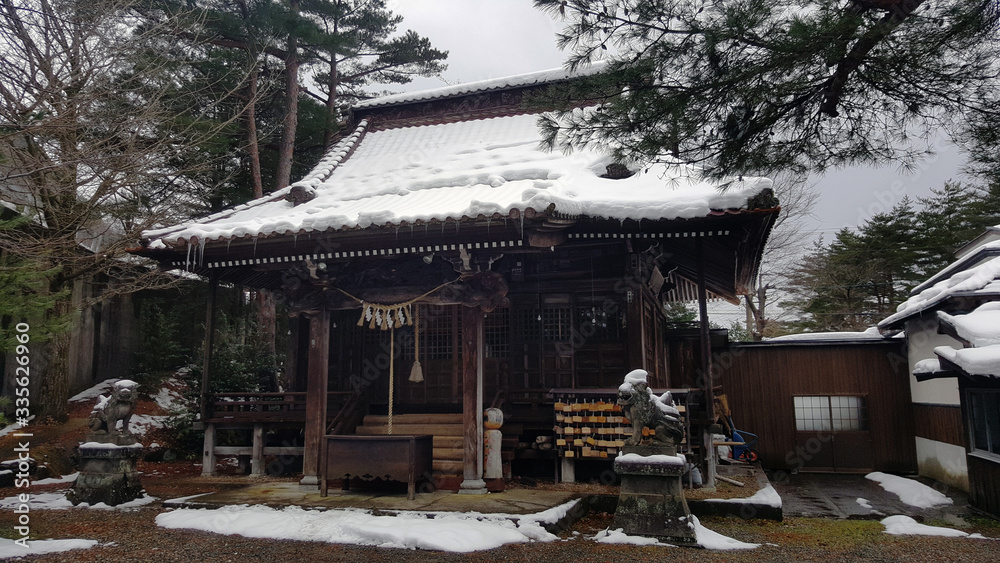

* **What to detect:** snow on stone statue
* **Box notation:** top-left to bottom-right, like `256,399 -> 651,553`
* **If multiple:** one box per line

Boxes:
88,380 -> 139,439
617,369 -> 684,447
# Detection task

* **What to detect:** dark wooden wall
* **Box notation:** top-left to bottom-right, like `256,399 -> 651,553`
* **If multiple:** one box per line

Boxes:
958,377 -> 1000,518
912,403 -> 964,447
967,454 -> 1000,517
716,341 -> 917,473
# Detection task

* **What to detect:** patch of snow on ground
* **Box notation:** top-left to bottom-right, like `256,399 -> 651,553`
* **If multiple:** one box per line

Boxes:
691,515 -> 760,550
593,528 -> 672,546
128,413 -> 168,436
157,504 -> 560,552
0,416 -> 33,437
0,538 -> 98,558
0,491 -> 157,510
881,515 -> 969,537
152,380 -> 186,412
704,483 -> 782,508
33,472 -> 79,485
865,472 -> 953,509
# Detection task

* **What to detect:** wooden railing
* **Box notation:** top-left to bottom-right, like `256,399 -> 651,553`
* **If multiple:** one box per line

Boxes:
205,391 -> 355,424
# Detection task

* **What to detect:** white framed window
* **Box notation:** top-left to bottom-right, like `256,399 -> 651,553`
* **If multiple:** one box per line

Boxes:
794,395 -> 867,432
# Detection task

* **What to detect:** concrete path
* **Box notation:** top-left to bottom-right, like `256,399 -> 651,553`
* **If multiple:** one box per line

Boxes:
770,472 -> 972,525
165,482 -> 580,515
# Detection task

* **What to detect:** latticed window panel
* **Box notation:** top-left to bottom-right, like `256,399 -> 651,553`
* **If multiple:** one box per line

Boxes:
484,307 -> 509,359
794,396 -> 831,432
830,396 -> 867,431
514,306 -> 541,341
422,305 -> 458,360
794,395 -> 868,432
542,306 -> 573,342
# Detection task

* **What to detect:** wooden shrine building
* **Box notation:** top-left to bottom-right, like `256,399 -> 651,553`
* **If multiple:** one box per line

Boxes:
135,67 -> 780,492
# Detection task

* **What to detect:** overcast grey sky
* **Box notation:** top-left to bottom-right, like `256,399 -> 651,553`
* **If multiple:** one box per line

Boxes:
387,0 -> 971,239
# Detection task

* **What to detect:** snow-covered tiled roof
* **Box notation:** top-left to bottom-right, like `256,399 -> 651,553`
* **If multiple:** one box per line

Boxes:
354,63 -> 607,109
878,254 -> 1000,329
143,112 -> 772,249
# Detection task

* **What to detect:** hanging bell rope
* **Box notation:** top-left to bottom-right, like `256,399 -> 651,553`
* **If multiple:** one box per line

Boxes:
388,327 -> 394,435
409,304 -> 424,383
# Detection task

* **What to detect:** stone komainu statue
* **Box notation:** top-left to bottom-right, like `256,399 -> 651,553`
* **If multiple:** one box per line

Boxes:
617,369 -> 684,446
88,380 -> 139,436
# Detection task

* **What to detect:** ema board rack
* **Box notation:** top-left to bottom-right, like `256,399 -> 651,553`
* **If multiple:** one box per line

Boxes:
552,397 -> 687,459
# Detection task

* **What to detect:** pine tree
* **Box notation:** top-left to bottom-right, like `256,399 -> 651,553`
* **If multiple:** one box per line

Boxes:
534,0 -> 1000,179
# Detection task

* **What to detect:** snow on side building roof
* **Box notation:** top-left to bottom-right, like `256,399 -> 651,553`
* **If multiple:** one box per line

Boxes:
937,302 -> 1000,348
878,254 -> 1000,329
353,63 -> 607,109
910,239 -> 1000,295
143,113 -> 772,249
765,327 -> 885,342
935,344 -> 1000,378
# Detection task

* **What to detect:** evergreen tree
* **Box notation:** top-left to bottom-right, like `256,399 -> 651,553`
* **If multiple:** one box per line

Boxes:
534,0 -> 1000,179
914,181 -> 1000,277
785,183 -> 1000,331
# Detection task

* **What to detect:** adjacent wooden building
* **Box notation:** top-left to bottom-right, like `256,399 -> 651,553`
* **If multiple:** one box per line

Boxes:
135,67 -> 779,491
879,229 -> 1000,517
715,337 -> 917,474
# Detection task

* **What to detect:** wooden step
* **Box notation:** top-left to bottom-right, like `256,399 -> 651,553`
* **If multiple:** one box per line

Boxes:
433,436 -> 464,449
363,413 -> 464,425
432,447 -> 463,461
355,423 -> 464,436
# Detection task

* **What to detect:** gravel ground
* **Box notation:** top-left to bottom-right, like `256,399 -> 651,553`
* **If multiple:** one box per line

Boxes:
3,465 -> 999,563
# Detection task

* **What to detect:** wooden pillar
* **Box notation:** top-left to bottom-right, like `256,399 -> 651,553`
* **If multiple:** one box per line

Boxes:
199,275 -> 219,422
251,423 -> 264,476
300,309 -> 330,486
201,423 -> 217,477
459,305 -> 487,494
696,238 -> 717,489
284,314 -> 301,391
626,285 -> 644,370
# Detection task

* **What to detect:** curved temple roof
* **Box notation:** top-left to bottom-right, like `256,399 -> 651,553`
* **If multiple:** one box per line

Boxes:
143,112 -> 772,250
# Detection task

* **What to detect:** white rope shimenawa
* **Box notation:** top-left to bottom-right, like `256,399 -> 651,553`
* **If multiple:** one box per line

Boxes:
336,279 -> 464,436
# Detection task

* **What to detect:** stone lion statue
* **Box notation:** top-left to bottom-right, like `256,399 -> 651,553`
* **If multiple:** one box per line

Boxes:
88,380 -> 139,437
617,369 -> 684,446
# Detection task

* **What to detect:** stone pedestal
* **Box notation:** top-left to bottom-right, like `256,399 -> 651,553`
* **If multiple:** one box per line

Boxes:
68,442 -> 144,506
613,444 -> 696,544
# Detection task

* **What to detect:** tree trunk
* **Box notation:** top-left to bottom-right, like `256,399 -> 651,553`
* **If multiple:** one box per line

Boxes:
323,57 -> 339,149
37,299 -> 72,421
246,65 -> 264,199
274,0 -> 300,191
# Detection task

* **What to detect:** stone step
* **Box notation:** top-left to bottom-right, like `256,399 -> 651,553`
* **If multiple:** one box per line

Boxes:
433,460 -> 463,475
